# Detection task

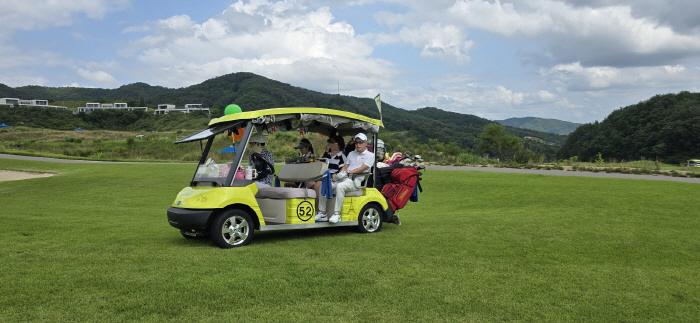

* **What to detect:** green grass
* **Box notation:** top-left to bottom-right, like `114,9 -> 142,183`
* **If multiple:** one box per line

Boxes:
1,159 -> 699,322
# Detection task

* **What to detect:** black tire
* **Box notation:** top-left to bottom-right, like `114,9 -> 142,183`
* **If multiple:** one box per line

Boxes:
357,203 -> 383,233
211,209 -> 255,248
180,230 -> 209,240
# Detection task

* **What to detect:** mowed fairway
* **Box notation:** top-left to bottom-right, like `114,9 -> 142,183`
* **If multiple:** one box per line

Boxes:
1,159 -> 699,322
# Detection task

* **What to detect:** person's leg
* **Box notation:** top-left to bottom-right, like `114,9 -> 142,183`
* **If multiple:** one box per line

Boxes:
309,181 -> 321,211
255,181 -> 271,189
315,182 -> 328,221
331,178 -> 356,223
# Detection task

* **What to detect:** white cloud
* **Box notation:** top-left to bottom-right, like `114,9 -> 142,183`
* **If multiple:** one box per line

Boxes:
77,68 -> 118,86
123,1 -> 395,91
492,85 -> 524,105
396,23 -> 473,65
378,0 -> 700,67
0,0 -> 129,36
538,90 -> 556,102
542,62 -> 699,91
0,75 -> 48,87
554,98 -> 582,109
447,0 -> 552,37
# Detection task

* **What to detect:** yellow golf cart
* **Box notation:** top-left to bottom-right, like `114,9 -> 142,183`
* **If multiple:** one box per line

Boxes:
167,108 -> 399,248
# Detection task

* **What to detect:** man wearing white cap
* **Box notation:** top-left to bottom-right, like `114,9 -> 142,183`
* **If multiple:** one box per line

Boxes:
316,133 -> 374,223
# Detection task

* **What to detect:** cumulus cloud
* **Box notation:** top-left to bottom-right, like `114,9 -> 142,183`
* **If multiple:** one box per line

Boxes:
538,90 -> 556,102
541,62 -> 698,91
379,0 -> 700,68
123,1 -> 396,91
396,23 -> 473,65
77,68 -> 119,86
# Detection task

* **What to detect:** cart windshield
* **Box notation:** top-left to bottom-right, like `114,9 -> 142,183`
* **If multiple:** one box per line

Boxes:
192,131 -> 244,187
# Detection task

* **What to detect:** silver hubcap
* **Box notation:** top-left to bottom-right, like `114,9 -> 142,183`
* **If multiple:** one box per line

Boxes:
221,215 -> 249,245
361,208 -> 380,232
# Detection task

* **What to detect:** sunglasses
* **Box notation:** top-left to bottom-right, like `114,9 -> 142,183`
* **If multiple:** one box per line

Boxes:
355,139 -> 366,144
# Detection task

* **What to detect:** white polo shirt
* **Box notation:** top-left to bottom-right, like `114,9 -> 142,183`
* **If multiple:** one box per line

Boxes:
346,149 -> 375,182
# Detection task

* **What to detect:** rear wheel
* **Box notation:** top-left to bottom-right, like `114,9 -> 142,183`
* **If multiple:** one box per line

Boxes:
357,203 -> 383,233
211,209 -> 254,248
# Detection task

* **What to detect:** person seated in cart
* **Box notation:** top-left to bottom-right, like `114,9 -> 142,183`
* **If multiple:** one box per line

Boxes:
248,133 -> 275,189
307,135 -> 346,211
295,138 -> 316,162
315,133 -> 374,223
284,138 -> 317,188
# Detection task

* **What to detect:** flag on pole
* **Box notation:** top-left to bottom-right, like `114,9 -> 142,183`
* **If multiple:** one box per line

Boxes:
374,93 -> 382,125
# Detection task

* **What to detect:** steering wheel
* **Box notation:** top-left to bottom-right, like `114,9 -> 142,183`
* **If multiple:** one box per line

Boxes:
250,152 -> 275,176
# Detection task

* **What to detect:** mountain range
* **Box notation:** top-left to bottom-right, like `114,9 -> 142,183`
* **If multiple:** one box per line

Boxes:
0,72 -> 566,157
495,117 -> 582,135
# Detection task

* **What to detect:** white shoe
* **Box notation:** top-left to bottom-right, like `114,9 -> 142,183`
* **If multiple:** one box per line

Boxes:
329,212 -> 341,224
315,212 -> 328,222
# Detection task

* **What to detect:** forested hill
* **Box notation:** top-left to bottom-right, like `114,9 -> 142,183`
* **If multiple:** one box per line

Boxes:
0,72 -> 565,156
495,117 -> 581,135
557,91 -> 700,164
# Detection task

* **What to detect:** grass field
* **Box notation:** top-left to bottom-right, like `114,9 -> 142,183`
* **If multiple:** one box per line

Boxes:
1,158 -> 699,322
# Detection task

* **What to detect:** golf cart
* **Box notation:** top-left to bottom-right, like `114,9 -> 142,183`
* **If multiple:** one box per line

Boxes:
167,107 -> 403,248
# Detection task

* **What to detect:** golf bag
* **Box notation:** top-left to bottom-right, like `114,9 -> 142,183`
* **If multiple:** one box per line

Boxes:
380,166 -> 422,212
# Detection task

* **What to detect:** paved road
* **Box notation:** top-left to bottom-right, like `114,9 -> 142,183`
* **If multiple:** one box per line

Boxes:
3,153 -> 699,184
426,165 -> 700,184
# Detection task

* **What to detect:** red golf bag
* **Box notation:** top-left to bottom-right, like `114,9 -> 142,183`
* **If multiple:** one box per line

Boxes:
381,167 -> 421,212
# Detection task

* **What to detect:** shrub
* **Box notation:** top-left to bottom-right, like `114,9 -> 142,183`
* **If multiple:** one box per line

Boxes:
126,137 -> 135,148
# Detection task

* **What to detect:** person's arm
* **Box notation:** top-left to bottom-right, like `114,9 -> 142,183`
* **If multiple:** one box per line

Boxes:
347,164 -> 368,174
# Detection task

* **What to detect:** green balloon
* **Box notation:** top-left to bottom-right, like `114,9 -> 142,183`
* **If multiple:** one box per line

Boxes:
224,104 -> 242,115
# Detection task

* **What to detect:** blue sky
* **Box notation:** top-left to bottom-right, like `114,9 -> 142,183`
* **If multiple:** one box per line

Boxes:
2,0 -> 700,123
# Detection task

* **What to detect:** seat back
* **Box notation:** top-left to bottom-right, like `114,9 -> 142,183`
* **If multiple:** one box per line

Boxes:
278,162 -> 328,183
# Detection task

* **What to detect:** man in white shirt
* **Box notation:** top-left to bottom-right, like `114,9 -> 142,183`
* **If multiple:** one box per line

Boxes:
316,133 -> 375,223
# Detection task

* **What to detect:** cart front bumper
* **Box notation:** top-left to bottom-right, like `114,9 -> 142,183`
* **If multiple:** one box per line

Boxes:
167,207 -> 214,231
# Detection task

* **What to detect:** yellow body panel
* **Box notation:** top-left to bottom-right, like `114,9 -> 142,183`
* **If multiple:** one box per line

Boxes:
172,183 -> 266,226
337,188 -> 389,222
209,107 -> 383,128
171,185 -> 388,228
285,198 -> 316,224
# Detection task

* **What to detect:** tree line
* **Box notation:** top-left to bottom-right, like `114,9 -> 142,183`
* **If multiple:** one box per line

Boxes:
557,91 -> 700,165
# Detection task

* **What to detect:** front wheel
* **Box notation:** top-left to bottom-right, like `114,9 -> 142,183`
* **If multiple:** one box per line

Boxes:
211,209 -> 254,248
357,203 -> 383,233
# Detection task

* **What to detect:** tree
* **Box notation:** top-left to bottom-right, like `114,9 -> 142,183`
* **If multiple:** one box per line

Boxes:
477,123 -> 523,161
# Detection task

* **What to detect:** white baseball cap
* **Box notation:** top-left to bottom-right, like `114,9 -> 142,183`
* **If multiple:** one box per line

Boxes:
354,133 -> 367,141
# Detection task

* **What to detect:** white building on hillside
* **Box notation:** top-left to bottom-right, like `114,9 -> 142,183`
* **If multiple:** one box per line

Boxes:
77,103 -> 148,113
154,103 -> 209,115
0,98 -> 67,110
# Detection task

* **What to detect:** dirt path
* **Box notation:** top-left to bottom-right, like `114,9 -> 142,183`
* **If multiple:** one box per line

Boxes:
3,153 -> 699,184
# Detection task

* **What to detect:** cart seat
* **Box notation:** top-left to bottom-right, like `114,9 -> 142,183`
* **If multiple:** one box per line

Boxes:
256,187 -> 317,199
256,162 -> 327,199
